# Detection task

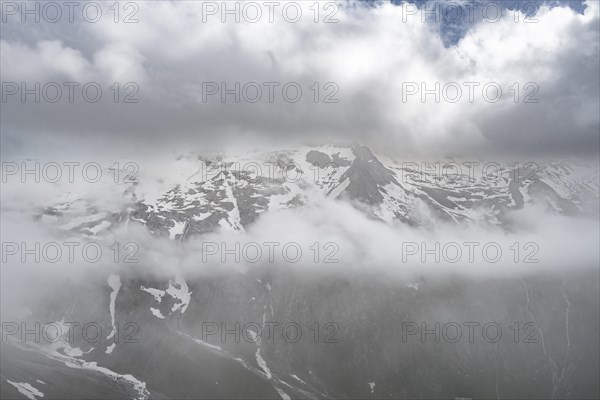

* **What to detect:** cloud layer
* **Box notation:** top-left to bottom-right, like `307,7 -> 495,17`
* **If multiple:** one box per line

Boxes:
1,0 -> 599,158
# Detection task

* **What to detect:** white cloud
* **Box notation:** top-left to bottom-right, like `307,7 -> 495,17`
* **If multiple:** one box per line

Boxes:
1,0 -> 598,157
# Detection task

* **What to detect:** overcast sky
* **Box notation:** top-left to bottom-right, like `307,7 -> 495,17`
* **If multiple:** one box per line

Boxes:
1,0 -> 598,159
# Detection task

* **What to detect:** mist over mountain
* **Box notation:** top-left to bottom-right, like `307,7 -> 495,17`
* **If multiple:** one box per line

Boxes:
2,143 -> 598,399
2,0 -> 599,399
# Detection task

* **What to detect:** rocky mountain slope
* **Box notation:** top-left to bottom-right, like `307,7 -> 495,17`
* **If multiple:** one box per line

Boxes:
34,143 -> 600,237
2,144 -> 599,399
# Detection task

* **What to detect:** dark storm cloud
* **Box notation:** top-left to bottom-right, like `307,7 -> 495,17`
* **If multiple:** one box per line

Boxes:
1,0 -> 598,158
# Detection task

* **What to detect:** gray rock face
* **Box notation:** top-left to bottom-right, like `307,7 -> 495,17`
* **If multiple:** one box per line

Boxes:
336,146 -> 399,205
306,150 -> 332,168
3,268 -> 598,399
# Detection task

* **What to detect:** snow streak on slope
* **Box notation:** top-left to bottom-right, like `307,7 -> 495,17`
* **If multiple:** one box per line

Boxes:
107,274 -> 121,341
220,174 -> 244,231
140,274 -> 191,318
166,274 -> 192,313
13,341 -> 149,400
6,380 -> 44,400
